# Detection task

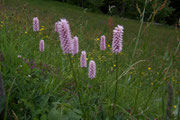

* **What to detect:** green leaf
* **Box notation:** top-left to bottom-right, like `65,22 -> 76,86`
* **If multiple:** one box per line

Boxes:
48,108 -> 61,120
0,96 -> 6,113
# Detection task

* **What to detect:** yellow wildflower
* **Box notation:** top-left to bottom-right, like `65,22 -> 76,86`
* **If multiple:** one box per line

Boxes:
148,67 -> 151,70
25,32 -> 27,34
151,82 -> 154,85
173,105 -> 176,109
113,64 -> 116,67
97,38 -> 99,41
86,58 -> 88,60
41,26 -> 45,28
40,28 -> 45,31
108,44 -> 110,47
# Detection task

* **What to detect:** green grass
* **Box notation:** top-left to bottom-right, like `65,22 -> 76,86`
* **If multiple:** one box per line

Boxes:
0,0 -> 179,119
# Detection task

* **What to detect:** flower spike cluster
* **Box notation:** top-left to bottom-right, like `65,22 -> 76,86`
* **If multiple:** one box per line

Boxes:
33,17 -> 39,32
80,51 -> 87,68
59,19 -> 72,54
100,35 -> 106,50
112,25 -> 124,54
88,60 -> 96,79
72,36 -> 79,55
39,40 -> 44,52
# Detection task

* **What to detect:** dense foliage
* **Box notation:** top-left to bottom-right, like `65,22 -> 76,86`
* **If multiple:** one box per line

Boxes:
57,0 -> 178,25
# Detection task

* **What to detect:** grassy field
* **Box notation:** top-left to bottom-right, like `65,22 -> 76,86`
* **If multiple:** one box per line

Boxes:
0,0 -> 179,119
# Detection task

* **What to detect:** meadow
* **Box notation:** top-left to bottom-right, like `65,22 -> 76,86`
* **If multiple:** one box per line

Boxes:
0,0 -> 179,119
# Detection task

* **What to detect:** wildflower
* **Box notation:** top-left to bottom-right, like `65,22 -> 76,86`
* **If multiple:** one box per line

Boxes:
173,105 -> 176,109
40,28 -> 45,31
17,55 -> 22,58
100,35 -> 106,50
108,44 -> 110,47
88,60 -> 96,79
113,64 -> 116,67
72,36 -> 79,55
55,22 -> 58,32
112,25 -> 124,54
97,38 -> 99,41
151,82 -> 154,85
80,51 -> 87,67
148,67 -> 151,70
33,17 -> 39,32
25,32 -> 27,34
41,26 -> 45,28
28,75 -> 31,78
39,40 -> 45,52
59,19 -> 72,54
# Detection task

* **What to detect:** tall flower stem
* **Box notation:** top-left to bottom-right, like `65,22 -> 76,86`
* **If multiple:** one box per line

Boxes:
133,78 -> 141,114
113,54 -> 119,118
132,0 -> 148,58
68,55 -> 86,119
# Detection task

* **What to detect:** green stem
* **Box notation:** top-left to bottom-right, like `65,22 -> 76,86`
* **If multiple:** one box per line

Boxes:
68,55 -> 86,120
132,0 -> 148,58
4,78 -> 16,120
162,89 -> 166,120
113,54 -> 119,118
133,79 -> 140,114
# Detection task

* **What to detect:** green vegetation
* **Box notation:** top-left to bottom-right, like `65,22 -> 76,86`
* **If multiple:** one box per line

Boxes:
0,0 -> 179,119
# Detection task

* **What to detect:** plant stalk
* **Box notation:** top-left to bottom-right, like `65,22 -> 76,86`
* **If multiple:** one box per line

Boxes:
132,0 -> 148,58
113,54 -> 119,118
68,55 -> 86,119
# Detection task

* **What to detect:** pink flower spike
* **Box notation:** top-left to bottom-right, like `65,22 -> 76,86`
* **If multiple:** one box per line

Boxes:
33,17 -> 39,32
59,19 -> 72,54
88,60 -> 96,79
39,40 -> 45,52
72,36 -> 79,55
112,25 -> 124,54
55,22 -> 58,32
80,51 -> 87,68
100,35 -> 106,50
